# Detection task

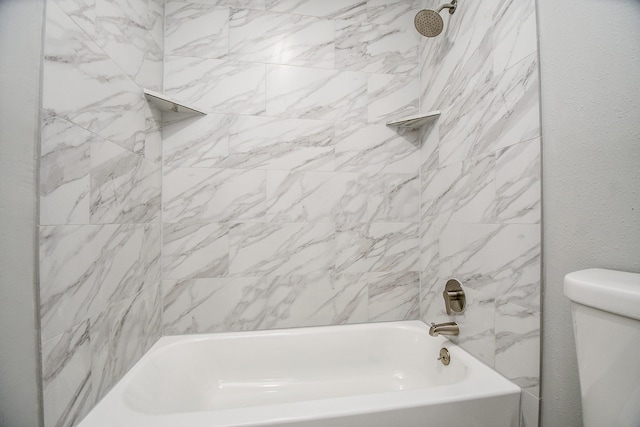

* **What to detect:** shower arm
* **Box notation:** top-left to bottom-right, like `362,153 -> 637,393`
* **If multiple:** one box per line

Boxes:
437,0 -> 457,14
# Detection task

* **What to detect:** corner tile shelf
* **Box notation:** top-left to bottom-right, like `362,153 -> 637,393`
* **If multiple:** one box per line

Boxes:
386,110 -> 441,130
143,88 -> 207,115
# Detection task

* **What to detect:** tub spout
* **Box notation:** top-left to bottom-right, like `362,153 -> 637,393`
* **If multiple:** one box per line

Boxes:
429,322 -> 459,336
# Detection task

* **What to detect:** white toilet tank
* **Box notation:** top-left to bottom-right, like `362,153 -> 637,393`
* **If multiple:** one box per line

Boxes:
564,268 -> 640,427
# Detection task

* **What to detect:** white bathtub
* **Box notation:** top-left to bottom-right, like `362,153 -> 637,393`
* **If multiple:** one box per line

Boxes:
79,321 -> 520,427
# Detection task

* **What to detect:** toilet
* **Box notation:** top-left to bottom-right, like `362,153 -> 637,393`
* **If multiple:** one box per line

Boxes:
564,268 -> 640,427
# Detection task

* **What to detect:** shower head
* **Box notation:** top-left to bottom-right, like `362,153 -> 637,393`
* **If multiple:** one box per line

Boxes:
414,0 -> 457,38
414,9 -> 443,37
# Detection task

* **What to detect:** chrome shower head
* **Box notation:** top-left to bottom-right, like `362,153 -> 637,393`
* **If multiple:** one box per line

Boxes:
414,0 -> 457,38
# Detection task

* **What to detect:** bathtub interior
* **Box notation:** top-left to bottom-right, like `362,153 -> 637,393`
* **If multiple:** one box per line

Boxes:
122,323 -> 469,414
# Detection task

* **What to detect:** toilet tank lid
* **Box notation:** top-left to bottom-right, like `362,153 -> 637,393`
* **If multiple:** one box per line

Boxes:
564,269 -> 640,320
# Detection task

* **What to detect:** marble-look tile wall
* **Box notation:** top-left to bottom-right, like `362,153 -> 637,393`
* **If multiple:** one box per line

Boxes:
161,0 -> 424,334
418,0 -> 541,424
38,0 -> 164,426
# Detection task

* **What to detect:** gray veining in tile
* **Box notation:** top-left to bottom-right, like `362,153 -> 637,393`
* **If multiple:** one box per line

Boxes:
335,20 -> 419,75
335,121 -> 419,174
368,271 -> 420,321
90,139 -> 161,224
164,56 -> 266,115
40,113 -> 92,226
43,2 -> 146,153
163,113 -> 230,168
162,277 -> 268,334
163,167 -> 266,223
229,8 -> 334,68
496,138 -> 541,224
336,222 -> 419,274
366,0 -> 422,29
165,2 -> 229,59
42,321 -> 93,427
266,64 -> 367,122
162,222 -> 229,280
265,273 -> 367,328
265,0 -> 366,21
229,222 -> 335,276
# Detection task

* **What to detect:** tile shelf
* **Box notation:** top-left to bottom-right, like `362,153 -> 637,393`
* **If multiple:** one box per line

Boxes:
143,88 -> 207,115
386,110 -> 441,129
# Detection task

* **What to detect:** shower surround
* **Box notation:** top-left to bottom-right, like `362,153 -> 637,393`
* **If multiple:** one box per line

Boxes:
37,0 -> 541,426
38,0 -> 164,426
418,0 -> 541,425
160,0 -> 423,334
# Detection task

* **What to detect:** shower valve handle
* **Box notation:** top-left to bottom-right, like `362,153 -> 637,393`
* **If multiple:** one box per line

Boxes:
443,279 -> 466,315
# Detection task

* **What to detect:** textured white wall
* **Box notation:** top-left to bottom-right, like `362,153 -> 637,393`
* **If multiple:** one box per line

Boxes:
0,0 -> 45,426
538,0 -> 640,425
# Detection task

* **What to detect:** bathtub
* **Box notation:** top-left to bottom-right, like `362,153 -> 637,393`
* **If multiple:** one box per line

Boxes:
78,321 -> 520,427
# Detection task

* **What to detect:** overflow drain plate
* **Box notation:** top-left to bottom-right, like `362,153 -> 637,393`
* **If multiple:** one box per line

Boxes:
438,348 -> 451,366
